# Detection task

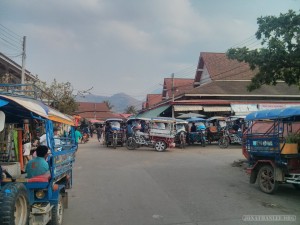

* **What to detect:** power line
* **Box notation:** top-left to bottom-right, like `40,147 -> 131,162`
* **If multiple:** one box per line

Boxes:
0,24 -> 22,40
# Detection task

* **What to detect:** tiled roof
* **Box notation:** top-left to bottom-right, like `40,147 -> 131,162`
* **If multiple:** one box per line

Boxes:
146,94 -> 162,108
186,80 -> 300,96
195,52 -> 256,84
76,102 -> 110,112
163,78 -> 194,99
77,111 -> 119,120
75,102 -> 115,120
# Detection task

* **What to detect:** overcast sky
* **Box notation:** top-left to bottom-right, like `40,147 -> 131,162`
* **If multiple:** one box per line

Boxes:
1,0 -> 299,99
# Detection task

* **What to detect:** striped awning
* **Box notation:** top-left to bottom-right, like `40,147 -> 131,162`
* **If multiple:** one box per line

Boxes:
203,106 -> 231,112
174,105 -> 203,112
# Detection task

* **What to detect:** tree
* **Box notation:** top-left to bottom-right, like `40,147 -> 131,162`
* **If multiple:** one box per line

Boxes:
103,100 -> 114,111
124,105 -> 137,114
36,79 -> 78,115
226,10 -> 300,91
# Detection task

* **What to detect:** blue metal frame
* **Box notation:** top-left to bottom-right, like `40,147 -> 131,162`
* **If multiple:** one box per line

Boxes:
245,107 -> 300,168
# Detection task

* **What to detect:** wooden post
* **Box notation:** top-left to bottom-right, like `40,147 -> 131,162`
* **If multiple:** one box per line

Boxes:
17,129 -> 24,171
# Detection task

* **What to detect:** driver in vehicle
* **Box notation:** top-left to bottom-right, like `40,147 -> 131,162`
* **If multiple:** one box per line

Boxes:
25,145 -> 50,178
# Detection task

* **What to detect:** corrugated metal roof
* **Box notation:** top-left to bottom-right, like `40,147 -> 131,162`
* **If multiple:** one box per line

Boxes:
137,105 -> 170,118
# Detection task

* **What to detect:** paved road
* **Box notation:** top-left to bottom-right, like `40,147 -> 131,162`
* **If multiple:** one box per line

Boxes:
64,137 -> 300,225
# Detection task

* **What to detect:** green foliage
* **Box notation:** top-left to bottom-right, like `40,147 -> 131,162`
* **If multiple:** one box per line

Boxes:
124,105 -> 137,114
36,79 -> 78,115
226,10 -> 300,91
285,133 -> 300,144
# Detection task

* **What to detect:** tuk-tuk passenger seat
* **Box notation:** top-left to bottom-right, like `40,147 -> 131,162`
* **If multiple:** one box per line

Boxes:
28,173 -> 51,183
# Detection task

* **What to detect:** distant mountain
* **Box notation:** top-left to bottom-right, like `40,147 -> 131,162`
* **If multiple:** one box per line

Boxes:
76,93 -> 143,113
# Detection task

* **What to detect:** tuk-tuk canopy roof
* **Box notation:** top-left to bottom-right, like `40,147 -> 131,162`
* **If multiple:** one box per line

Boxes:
151,117 -> 176,123
0,94 -> 74,125
105,118 -> 124,122
245,107 -> 300,121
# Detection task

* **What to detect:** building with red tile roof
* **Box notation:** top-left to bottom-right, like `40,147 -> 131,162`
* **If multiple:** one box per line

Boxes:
75,102 -> 121,120
145,94 -> 162,109
162,78 -> 194,100
138,52 -> 300,118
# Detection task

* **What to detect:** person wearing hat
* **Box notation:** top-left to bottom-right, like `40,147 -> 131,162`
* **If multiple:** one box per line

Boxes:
26,145 -> 50,178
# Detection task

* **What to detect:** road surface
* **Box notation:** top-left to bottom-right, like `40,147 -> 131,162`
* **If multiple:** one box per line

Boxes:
64,137 -> 300,225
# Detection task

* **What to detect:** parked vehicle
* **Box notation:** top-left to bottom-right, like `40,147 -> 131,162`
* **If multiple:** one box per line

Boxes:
126,117 -> 176,152
104,118 -> 125,149
243,107 -> 300,194
206,116 -> 226,144
218,126 -> 243,148
186,118 -> 206,147
0,84 -> 77,225
175,119 -> 188,149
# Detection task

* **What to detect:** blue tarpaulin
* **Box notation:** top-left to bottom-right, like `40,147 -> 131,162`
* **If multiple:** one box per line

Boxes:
246,107 -> 300,120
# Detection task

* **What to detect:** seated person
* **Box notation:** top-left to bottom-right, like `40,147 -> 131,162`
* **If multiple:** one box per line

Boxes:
53,127 -> 62,151
26,145 -> 50,178
191,123 -> 197,132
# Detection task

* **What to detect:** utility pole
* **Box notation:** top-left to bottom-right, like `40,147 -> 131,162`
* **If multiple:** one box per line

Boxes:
21,36 -> 26,87
171,73 -> 174,118
171,73 -> 174,102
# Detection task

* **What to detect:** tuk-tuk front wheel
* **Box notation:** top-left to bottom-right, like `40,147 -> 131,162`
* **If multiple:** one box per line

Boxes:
218,136 -> 229,148
257,165 -> 278,194
0,183 -> 29,225
49,194 -> 64,225
155,141 -> 167,152
126,137 -> 136,150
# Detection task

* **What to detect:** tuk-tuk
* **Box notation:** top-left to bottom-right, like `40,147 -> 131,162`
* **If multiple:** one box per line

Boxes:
126,117 -> 176,152
104,118 -> 125,149
186,117 -> 207,147
244,107 -> 300,194
175,119 -> 188,149
206,116 -> 227,144
0,84 -> 77,225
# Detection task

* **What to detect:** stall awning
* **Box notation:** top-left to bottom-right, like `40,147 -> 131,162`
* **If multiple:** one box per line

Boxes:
0,95 -> 48,118
48,107 -> 74,125
137,105 -> 170,118
203,106 -> 231,112
173,105 -> 203,112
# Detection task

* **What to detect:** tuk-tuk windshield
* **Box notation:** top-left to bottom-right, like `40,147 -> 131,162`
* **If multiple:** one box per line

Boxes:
110,121 -> 121,129
176,124 -> 185,131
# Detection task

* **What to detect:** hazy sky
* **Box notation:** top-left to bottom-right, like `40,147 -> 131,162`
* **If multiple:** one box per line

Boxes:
1,0 -> 299,99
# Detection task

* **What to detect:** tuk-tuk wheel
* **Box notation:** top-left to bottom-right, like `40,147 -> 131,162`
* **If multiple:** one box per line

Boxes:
218,136 -> 229,148
49,194 -> 64,225
155,141 -> 167,152
126,137 -> 136,150
257,165 -> 278,194
0,183 -> 29,225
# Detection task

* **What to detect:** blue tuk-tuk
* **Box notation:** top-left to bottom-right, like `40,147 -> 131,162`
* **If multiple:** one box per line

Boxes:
244,107 -> 300,194
0,84 -> 77,225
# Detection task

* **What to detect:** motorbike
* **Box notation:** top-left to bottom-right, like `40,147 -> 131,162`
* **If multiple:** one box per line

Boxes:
218,127 -> 243,148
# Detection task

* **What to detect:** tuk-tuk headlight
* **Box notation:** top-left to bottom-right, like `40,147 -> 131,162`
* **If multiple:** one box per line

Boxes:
35,190 -> 46,199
